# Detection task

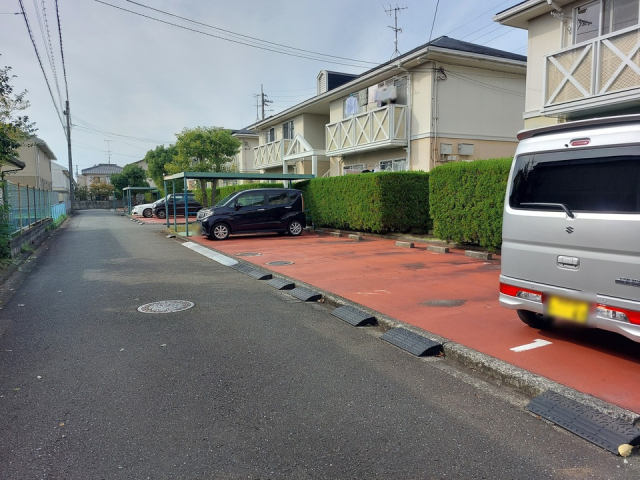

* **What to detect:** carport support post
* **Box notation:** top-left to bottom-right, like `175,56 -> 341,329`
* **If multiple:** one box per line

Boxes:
172,179 -> 178,232
184,177 -> 189,237
163,180 -> 169,229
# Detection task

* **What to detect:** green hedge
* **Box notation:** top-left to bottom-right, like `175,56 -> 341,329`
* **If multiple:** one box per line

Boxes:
429,158 -> 512,250
297,172 -> 431,234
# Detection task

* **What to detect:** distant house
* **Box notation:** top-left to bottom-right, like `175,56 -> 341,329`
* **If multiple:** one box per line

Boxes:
128,158 -> 155,188
51,162 -> 71,204
495,0 -> 640,128
76,163 -> 123,188
1,136 -> 56,190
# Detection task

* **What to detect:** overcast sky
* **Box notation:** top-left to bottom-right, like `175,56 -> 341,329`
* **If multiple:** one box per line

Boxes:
1,0 -> 526,177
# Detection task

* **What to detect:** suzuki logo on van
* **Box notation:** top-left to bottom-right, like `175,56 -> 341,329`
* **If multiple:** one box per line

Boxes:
566,226 -> 574,234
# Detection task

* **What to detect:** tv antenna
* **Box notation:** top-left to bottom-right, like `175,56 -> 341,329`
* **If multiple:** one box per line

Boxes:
104,140 -> 112,164
385,4 -> 407,59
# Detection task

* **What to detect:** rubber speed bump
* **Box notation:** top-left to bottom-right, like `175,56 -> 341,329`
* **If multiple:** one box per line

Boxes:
230,263 -> 255,274
527,391 -> 640,454
268,278 -> 295,290
247,269 -> 272,280
381,328 -> 442,356
289,287 -> 322,302
331,305 -> 376,326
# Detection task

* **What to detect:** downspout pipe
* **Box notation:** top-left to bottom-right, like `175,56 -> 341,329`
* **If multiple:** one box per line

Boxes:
395,61 -> 412,170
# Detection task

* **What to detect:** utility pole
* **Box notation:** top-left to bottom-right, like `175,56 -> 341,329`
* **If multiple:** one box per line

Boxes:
385,4 -> 407,59
104,139 -> 112,164
260,84 -> 272,120
63,100 -> 75,212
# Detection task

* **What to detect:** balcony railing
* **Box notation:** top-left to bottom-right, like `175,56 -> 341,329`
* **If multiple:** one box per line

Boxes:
325,104 -> 408,156
544,25 -> 640,110
253,139 -> 291,169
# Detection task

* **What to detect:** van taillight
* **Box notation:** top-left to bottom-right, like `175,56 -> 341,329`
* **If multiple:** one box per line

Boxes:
596,305 -> 640,325
570,138 -> 590,146
500,283 -> 542,303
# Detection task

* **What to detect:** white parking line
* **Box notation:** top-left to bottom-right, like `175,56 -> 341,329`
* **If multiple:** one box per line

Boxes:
182,242 -> 238,266
510,339 -> 552,352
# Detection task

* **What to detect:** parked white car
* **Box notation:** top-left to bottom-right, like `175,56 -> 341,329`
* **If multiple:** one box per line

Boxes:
131,203 -> 154,218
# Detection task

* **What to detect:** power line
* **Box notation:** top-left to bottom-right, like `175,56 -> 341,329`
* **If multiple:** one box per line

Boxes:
36,0 -> 65,115
18,0 -> 65,130
54,0 -> 69,102
443,0 -> 514,37
94,0 -> 376,69
126,0 -> 379,67
428,0 -> 440,42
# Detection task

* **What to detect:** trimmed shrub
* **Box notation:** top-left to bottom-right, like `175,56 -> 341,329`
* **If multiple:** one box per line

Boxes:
297,172 -> 430,234
429,158 -> 512,250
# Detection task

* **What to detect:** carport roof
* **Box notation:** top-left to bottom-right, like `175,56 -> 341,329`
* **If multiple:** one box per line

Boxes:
163,172 -> 314,181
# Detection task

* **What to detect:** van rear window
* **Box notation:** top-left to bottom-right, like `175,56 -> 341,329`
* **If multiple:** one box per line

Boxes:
510,147 -> 640,214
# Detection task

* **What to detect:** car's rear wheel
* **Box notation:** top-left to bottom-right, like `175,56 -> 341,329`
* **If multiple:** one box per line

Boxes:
142,208 -> 152,218
287,220 -> 303,236
211,223 -> 230,240
517,310 -> 553,329
156,209 -> 166,219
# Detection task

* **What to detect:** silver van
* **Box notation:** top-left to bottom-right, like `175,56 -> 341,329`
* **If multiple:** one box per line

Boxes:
500,114 -> 640,342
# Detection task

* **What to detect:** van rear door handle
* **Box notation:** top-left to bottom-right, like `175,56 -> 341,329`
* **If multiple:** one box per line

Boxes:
557,256 -> 580,269
285,206 -> 292,209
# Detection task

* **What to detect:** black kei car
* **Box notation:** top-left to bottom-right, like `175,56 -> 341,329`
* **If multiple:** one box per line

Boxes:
152,193 -> 203,219
199,188 -> 306,240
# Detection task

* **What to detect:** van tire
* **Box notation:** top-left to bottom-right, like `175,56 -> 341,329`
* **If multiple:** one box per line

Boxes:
156,209 -> 166,219
517,310 -> 553,329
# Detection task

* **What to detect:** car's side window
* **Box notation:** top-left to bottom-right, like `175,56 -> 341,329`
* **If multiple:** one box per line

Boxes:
268,192 -> 289,205
237,193 -> 265,207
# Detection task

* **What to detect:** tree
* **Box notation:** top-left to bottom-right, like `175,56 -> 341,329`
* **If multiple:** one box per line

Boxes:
75,186 -> 89,201
168,127 -> 241,207
1,60 -> 37,167
144,144 -> 177,194
89,182 -> 114,201
110,164 -> 149,198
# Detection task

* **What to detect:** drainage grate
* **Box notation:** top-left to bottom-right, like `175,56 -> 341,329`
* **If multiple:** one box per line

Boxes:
247,269 -> 272,280
236,252 -> 261,257
266,261 -> 294,266
381,328 -> 443,356
138,300 -> 195,314
268,278 -> 296,290
289,287 -> 322,302
527,391 -> 640,454
331,305 -> 376,326
421,299 -> 466,307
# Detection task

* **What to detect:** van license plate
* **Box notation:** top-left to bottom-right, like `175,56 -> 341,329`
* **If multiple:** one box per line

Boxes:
546,296 -> 589,323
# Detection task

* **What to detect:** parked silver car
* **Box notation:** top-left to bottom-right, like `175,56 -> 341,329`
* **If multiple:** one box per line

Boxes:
500,114 -> 640,342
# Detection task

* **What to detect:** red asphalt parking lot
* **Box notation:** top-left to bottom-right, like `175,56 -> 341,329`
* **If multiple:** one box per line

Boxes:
137,214 -> 640,414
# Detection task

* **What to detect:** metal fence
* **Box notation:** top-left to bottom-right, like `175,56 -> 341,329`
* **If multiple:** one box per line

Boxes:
1,180 -> 63,235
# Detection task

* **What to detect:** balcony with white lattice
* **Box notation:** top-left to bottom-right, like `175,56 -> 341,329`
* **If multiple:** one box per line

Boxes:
543,25 -> 640,114
253,139 -> 290,170
325,104 -> 408,156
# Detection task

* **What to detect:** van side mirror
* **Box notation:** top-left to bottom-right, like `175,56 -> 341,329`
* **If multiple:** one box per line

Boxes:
234,203 -> 242,210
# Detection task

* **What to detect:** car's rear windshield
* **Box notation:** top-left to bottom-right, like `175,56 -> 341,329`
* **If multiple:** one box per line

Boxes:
509,146 -> 640,214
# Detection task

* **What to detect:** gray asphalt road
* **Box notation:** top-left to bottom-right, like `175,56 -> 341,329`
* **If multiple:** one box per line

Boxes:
0,210 -> 637,479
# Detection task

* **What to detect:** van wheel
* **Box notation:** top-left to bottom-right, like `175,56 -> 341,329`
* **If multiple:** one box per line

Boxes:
288,220 -> 303,236
517,310 -> 553,329
156,209 -> 166,219
143,208 -> 152,218
211,223 -> 230,240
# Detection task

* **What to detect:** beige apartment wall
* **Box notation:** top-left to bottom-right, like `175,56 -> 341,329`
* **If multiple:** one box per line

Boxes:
238,137 -> 259,172
299,114 -> 329,149
13,144 -> 53,189
293,159 -> 330,177
410,70 -> 433,139
434,63 -> 526,139
329,99 -> 343,124
525,12 -> 562,116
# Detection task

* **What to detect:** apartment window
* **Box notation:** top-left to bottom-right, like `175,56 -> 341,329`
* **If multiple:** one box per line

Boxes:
266,127 -> 275,143
574,0 -> 639,44
379,158 -> 408,172
283,120 -> 294,140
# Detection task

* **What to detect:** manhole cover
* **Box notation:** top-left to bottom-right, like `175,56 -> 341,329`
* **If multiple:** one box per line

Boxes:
236,252 -> 261,257
138,300 -> 195,314
266,261 -> 294,266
